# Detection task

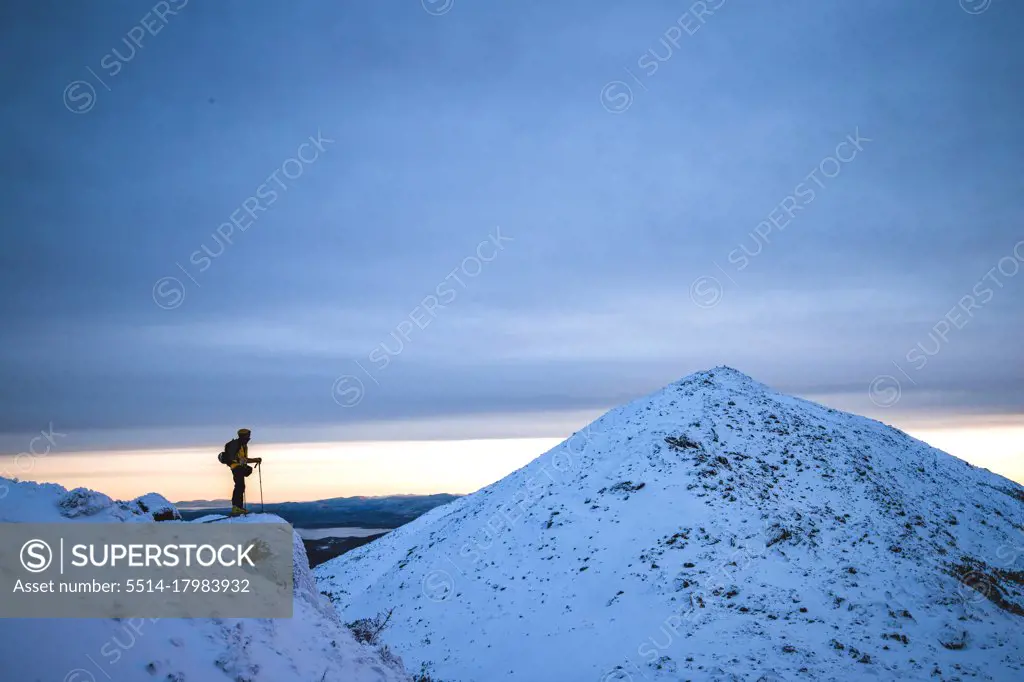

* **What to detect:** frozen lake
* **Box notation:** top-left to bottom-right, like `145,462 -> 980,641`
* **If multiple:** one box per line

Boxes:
296,527 -> 392,540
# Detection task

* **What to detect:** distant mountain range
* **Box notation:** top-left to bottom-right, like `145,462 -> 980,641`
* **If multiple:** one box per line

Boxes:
175,493 -> 460,528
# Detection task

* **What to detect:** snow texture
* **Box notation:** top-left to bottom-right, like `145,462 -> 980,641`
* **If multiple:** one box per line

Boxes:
316,367 -> 1024,681
0,477 -> 411,682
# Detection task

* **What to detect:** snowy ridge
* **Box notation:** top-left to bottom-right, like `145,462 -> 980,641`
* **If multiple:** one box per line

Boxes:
0,477 -> 412,682
316,367 -> 1024,681
0,478 -> 183,524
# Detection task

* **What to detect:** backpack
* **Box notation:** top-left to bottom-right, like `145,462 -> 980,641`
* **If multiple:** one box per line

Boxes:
217,439 -> 238,466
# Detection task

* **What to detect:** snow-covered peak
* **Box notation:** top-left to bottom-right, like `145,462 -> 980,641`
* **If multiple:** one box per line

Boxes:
317,370 -> 1024,681
675,364 -> 768,389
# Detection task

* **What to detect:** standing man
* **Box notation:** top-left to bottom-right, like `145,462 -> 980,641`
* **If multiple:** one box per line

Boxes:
225,428 -> 261,516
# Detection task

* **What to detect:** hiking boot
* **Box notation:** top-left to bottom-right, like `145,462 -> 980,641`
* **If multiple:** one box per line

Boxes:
229,506 -> 249,516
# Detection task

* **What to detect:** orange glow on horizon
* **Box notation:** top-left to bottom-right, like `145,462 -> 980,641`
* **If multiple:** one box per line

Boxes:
0,439 -> 563,503
0,426 -> 1020,505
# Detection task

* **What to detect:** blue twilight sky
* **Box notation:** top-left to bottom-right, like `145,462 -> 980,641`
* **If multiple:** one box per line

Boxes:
0,0 -> 1021,450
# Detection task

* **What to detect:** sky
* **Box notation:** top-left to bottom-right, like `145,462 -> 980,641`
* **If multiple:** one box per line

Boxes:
0,1 -> 1022,500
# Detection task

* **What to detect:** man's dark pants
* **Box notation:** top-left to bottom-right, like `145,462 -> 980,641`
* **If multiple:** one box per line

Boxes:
231,466 -> 249,509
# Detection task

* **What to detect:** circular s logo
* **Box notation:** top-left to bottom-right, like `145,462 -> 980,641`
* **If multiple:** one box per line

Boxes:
20,539 -> 53,573
332,374 -> 365,408
421,569 -> 455,602
960,0 -> 993,14
63,80 -> 97,114
957,571 -> 994,605
600,81 -> 633,114
421,0 -> 454,16
152,276 -> 185,310
868,375 -> 902,408
689,275 -> 723,309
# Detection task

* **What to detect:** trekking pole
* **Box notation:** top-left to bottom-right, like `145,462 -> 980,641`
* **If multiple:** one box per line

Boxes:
258,461 -> 264,513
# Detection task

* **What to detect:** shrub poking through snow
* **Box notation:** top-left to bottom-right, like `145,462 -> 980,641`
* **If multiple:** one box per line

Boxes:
347,608 -> 395,646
